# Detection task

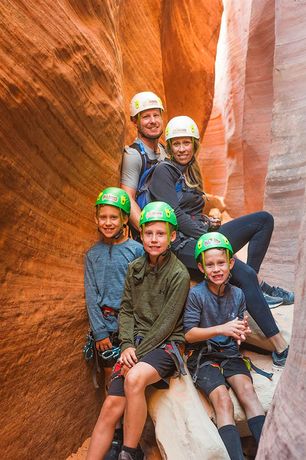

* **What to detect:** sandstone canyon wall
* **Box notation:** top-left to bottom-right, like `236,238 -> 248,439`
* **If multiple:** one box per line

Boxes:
0,1 -> 222,459
201,1 -> 306,457
257,1 -> 306,457
200,0 -> 275,215
201,0 -> 305,290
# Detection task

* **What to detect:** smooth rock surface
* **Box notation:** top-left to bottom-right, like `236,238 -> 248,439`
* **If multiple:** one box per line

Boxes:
148,374 -> 229,460
256,1 -> 306,457
200,0 -> 275,216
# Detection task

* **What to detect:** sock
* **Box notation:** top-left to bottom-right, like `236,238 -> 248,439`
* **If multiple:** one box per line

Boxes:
248,415 -> 266,444
260,281 -> 273,295
218,425 -> 244,460
122,445 -> 138,460
114,427 -> 123,441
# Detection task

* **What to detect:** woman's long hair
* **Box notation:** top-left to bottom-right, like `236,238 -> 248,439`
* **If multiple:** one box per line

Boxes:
167,139 -> 203,192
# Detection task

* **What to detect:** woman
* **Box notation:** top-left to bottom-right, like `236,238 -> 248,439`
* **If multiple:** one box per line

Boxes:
148,115 -> 292,367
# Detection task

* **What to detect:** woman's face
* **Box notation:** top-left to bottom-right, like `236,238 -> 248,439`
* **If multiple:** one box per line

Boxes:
171,137 -> 194,165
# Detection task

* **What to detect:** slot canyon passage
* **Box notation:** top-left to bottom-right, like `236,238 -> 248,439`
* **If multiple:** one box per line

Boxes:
1,1 -> 306,459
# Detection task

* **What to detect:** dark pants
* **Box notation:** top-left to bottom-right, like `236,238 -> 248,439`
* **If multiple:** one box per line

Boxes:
174,212 -> 279,338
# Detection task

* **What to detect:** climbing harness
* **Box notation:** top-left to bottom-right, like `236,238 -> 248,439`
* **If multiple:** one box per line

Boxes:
189,341 -> 273,384
83,330 -> 121,389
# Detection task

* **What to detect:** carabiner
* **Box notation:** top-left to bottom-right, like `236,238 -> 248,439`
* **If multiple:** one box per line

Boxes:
99,346 -> 121,360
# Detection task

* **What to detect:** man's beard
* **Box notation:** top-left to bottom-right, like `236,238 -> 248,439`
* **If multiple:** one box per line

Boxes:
138,127 -> 163,140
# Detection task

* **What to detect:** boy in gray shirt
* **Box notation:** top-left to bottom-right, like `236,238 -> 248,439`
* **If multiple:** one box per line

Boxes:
184,232 -> 265,460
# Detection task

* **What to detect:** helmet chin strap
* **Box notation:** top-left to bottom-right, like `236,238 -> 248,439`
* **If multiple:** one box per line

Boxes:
98,225 -> 126,241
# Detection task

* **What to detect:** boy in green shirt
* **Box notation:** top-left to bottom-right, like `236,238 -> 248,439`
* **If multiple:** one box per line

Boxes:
86,202 -> 190,460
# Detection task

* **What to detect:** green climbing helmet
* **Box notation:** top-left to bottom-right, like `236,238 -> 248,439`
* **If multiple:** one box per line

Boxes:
95,187 -> 131,215
139,201 -> 178,229
195,232 -> 233,261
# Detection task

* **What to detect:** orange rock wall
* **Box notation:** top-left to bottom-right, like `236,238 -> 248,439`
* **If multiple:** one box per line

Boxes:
0,1 -> 222,459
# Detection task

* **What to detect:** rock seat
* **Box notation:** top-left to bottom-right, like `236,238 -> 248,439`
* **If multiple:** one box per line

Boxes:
146,303 -> 293,457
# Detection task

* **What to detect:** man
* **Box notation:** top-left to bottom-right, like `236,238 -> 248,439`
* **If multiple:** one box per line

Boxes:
120,91 -> 167,230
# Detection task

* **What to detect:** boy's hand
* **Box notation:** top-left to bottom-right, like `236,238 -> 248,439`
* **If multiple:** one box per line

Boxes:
237,315 -> 252,345
221,319 -> 246,342
95,337 -> 112,352
120,347 -> 138,368
120,364 -> 131,377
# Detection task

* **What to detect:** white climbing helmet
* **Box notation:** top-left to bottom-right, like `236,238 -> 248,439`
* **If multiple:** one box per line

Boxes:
165,116 -> 200,141
130,91 -> 164,117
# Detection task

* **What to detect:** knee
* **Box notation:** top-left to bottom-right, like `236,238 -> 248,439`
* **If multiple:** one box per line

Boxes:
212,390 -> 233,415
261,211 -> 274,229
124,368 -> 145,395
237,381 -> 258,405
98,397 -> 123,428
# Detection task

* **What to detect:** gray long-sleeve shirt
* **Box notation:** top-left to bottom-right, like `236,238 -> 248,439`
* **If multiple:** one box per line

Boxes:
84,239 -> 144,340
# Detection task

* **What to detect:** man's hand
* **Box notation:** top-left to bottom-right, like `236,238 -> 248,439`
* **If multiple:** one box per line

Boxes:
95,337 -> 112,352
120,347 -> 138,368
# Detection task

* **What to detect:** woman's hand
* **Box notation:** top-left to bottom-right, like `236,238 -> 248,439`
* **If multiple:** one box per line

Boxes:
209,216 -> 221,230
95,337 -> 112,352
120,347 -> 138,368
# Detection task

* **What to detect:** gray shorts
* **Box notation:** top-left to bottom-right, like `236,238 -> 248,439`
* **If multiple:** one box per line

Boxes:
108,348 -> 176,396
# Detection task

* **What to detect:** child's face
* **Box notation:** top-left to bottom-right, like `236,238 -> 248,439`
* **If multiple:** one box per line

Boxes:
95,205 -> 127,240
141,221 -> 176,261
198,248 -> 234,285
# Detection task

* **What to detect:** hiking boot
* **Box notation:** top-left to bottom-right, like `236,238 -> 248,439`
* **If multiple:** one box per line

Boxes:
135,445 -> 144,460
263,292 -> 283,309
105,439 -> 122,460
118,452 -> 134,460
261,281 -> 294,305
272,346 -> 289,367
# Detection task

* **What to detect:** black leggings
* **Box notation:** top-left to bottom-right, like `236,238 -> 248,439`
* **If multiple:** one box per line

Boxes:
174,212 -> 279,338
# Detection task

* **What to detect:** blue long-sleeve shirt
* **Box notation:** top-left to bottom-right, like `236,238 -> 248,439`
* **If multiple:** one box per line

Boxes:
84,239 -> 144,341
184,281 -> 246,354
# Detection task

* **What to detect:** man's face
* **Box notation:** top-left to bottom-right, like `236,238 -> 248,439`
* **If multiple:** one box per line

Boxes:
136,108 -> 163,140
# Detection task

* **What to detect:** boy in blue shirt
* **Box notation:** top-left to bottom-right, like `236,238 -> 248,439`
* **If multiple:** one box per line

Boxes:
84,187 -> 143,458
85,187 -> 143,372
184,232 -> 265,460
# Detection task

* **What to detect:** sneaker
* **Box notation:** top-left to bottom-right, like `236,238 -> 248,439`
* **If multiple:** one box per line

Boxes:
135,445 -> 144,460
105,439 -> 122,460
263,292 -> 283,309
272,346 -> 289,367
118,452 -> 134,460
261,281 -> 294,305
269,286 -> 294,305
